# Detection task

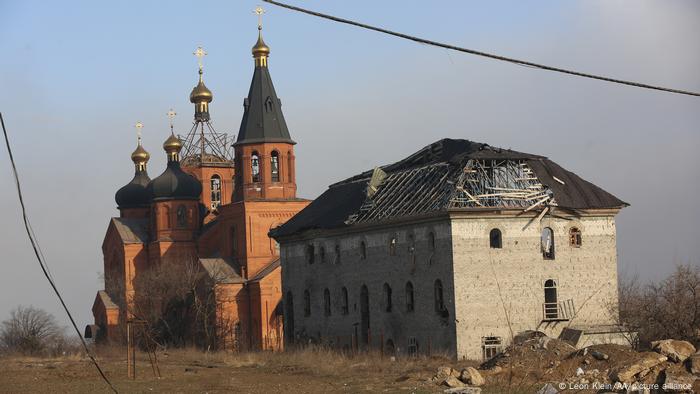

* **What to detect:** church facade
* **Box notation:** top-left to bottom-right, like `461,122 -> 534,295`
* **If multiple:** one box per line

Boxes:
90,25 -> 309,351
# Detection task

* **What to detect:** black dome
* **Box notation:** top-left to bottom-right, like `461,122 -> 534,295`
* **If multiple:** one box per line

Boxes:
148,161 -> 202,201
115,172 -> 151,208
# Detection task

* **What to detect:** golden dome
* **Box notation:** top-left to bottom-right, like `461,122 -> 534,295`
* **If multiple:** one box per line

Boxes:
252,29 -> 270,58
163,133 -> 182,153
190,71 -> 213,104
131,143 -> 150,164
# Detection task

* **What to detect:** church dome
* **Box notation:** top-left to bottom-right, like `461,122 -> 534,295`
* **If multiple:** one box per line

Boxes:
148,133 -> 202,201
147,164 -> 202,201
163,133 -> 183,153
131,144 -> 150,164
115,172 -> 151,208
252,30 -> 270,58
190,74 -> 213,104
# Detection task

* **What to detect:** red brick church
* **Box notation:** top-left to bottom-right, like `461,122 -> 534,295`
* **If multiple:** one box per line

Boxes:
90,23 -> 309,350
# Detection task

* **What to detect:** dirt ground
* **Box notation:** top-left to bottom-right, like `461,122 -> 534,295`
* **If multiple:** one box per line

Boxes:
0,348 -> 476,394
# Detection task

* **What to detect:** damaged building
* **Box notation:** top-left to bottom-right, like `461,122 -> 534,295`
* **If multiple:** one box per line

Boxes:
271,138 -> 628,360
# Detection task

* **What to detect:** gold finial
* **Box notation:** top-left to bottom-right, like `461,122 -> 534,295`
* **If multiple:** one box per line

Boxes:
166,109 -> 177,132
131,122 -> 149,169
135,121 -> 144,144
254,6 -> 265,30
252,6 -> 270,66
193,46 -> 207,79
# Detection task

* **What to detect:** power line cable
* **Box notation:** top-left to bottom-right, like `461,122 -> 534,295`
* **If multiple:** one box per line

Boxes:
1,112 -> 118,394
263,0 -> 700,98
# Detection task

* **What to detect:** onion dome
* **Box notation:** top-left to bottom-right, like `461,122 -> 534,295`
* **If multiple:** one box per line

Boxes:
189,70 -> 213,104
147,133 -> 202,201
163,133 -> 183,154
116,142 -> 151,209
252,28 -> 270,59
131,144 -> 150,164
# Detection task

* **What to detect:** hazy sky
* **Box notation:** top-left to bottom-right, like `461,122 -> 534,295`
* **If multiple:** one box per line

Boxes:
0,1 -> 698,328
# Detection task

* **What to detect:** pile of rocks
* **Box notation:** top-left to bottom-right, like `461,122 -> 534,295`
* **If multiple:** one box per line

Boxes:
432,366 -> 485,393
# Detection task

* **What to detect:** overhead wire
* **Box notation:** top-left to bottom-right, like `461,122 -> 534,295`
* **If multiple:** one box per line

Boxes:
1,112 -> 118,394
263,0 -> 700,97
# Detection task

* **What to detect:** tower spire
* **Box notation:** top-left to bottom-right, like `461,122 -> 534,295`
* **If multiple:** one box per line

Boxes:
252,6 -> 270,67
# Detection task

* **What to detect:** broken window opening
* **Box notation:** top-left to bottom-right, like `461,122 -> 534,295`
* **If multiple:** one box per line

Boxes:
306,244 -> 315,265
544,279 -> 558,320
389,236 -> 397,256
428,232 -> 436,252
542,227 -> 555,259
334,244 -> 341,264
383,283 -> 392,312
360,241 -> 367,260
482,336 -> 503,361
407,337 -> 418,357
176,205 -> 187,227
489,228 -> 502,249
319,246 -> 325,263
405,281 -> 415,312
569,227 -> 582,248
434,279 -> 445,315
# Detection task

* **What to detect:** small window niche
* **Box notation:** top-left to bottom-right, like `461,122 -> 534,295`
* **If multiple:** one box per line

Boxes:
306,244 -> 315,265
569,227 -> 582,248
489,228 -> 502,249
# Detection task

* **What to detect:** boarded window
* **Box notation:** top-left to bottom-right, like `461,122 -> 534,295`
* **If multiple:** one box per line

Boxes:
407,337 -> 418,357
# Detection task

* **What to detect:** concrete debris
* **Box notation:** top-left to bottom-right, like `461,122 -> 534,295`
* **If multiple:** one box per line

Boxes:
651,339 -> 696,363
459,367 -> 485,386
609,352 -> 668,383
688,352 -> 700,375
442,376 -> 465,388
662,369 -> 696,393
535,383 -> 558,394
443,387 -> 482,394
591,350 -> 610,360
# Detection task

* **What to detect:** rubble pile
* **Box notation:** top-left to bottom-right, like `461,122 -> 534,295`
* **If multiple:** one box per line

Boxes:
429,334 -> 700,393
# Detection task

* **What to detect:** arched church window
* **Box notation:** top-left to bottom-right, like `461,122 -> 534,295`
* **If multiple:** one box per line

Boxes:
176,205 -> 187,227
210,174 -> 221,209
251,152 -> 261,183
265,96 -> 274,112
542,227 -> 555,259
271,151 -> 280,182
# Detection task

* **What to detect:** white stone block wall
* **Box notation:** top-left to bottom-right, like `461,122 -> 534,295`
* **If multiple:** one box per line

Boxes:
450,214 -> 620,359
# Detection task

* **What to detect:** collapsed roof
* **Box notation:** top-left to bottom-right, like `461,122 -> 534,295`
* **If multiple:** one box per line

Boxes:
272,139 -> 627,238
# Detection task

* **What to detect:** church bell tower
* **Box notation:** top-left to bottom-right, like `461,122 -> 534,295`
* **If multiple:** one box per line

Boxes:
234,15 -> 297,202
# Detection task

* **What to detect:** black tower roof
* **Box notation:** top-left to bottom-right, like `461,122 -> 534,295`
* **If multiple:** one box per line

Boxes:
147,161 -> 202,201
235,65 -> 294,146
115,171 -> 151,209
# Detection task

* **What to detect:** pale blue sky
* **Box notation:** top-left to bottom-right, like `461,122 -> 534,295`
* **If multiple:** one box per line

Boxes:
1,1 -> 698,327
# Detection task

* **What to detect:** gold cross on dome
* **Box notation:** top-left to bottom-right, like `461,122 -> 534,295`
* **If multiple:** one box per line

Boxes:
254,6 -> 265,29
135,121 -> 143,142
193,46 -> 207,71
166,109 -> 177,130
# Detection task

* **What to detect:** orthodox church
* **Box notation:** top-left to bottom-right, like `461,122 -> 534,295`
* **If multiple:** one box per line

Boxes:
90,22 -> 309,350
